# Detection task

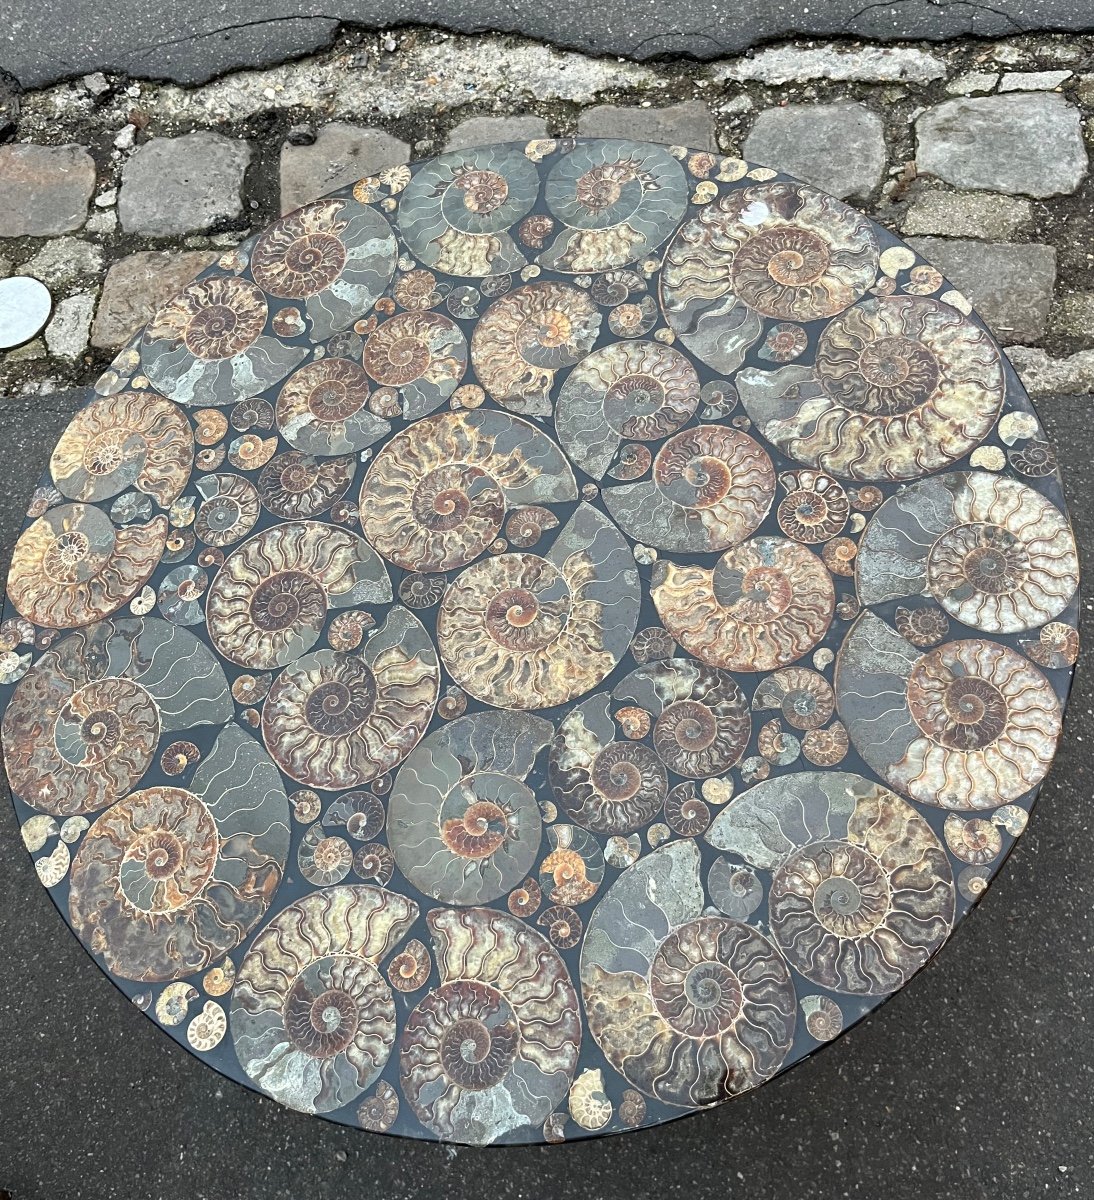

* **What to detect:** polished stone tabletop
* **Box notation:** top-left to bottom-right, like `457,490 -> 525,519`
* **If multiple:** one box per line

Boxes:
0,138 -> 1079,1146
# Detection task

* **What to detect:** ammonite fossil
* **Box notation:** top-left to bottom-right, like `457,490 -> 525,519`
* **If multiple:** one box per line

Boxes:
582,840 -> 797,1106
660,181 -> 878,374
230,885 -> 417,1112
856,471 -> 1079,634
737,296 -> 1005,482
651,536 -> 835,672
50,392 -> 193,508
836,612 -> 1062,809
359,409 -> 577,573
69,724 -> 290,981
706,771 -> 954,994
206,520 -> 391,669
436,504 -> 640,709
2,138 -> 1077,1147
387,710 -> 552,904
400,907 -> 581,1144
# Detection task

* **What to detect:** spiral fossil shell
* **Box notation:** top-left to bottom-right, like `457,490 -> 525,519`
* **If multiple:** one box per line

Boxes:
856,471 -> 1079,634
1,617 -> 231,816
50,393 -> 193,509
470,282 -> 602,416
436,504 -> 640,710
706,770 -> 954,995
261,606 -> 439,789
194,473 -> 261,547
388,710 -> 552,904
206,521 -> 391,669
257,451 -> 355,519
68,724 -> 290,982
738,297 -> 1005,482
9,503 -> 167,629
362,311 -> 468,419
836,612 -> 1062,809
582,840 -> 796,1106
359,409 -> 577,573
661,181 -> 878,375
400,906 -> 581,1145
230,884 -> 417,1113
651,536 -> 835,672
604,424 -> 776,553
275,357 -> 389,457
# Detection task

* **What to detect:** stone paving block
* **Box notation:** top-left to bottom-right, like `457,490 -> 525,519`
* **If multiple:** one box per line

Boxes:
915,94 -> 1088,198
577,101 -> 716,151
743,102 -> 886,200
90,250 -> 218,351
444,115 -> 549,151
901,191 -> 1033,240
21,237 -> 104,288
998,70 -> 1072,91
908,236 -> 1056,344
0,144 -> 96,237
44,291 -> 96,360
280,123 -> 410,213
119,132 -> 251,237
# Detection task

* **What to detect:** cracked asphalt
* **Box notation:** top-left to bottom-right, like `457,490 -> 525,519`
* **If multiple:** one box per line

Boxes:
3,0 -> 1094,86
0,391 -> 1090,1200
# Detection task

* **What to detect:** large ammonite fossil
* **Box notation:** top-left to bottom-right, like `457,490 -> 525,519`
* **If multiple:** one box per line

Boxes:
738,296 -> 1005,482
257,451 -> 355,519
206,520 -> 390,669
68,724 -> 290,982
141,274 -> 307,406
49,392 -> 194,508
614,657 -> 751,778
836,612 -> 1063,809
436,504 -> 640,710
362,311 -> 468,420
400,907 -> 581,1144
603,424 -> 776,553
8,502 -> 167,629
539,140 -> 688,273
651,536 -> 835,672
470,281 -> 602,416
706,771 -> 955,995
261,606 -> 438,789
250,197 -> 398,339
274,357 -> 388,457
359,409 -> 577,573
660,181 -> 879,375
396,144 -> 540,277
230,885 -> 417,1113
388,710 -> 552,904
856,471 -> 1079,634
1,618 -> 231,816
554,340 -> 700,480
581,840 -> 797,1106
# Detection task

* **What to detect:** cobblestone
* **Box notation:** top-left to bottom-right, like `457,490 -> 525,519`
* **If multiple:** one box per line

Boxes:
44,291 -> 95,360
119,132 -> 251,237
901,191 -> 1034,240
998,70 -> 1073,90
280,123 -> 410,213
20,238 -> 104,289
577,101 -> 716,150
1007,346 -> 1094,395
0,144 -> 95,237
90,250 -> 218,351
744,103 -> 886,199
915,94 -> 1088,197
908,237 -> 1057,343
444,115 -> 549,151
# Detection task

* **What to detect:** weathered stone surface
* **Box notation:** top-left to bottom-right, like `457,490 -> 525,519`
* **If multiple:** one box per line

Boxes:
908,237 -> 1056,343
578,101 -> 716,151
0,144 -> 96,237
902,191 -> 1033,240
721,44 -> 946,85
998,70 -> 1072,91
44,291 -> 95,360
945,72 -> 999,96
119,132 -> 251,236
1056,293 -> 1094,342
21,237 -> 104,288
279,123 -> 410,213
915,95 -> 1088,198
1007,346 -> 1094,396
90,250 -> 218,350
444,115 -> 549,151
743,103 -> 886,200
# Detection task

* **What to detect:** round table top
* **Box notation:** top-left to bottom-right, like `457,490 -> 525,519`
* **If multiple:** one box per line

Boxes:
1,138 -> 1079,1146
